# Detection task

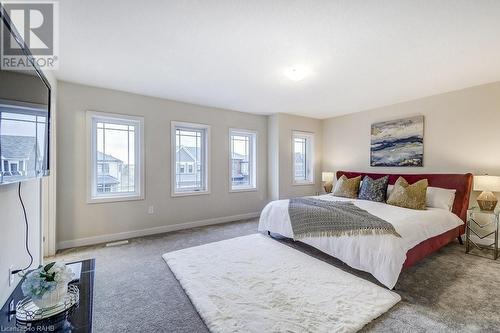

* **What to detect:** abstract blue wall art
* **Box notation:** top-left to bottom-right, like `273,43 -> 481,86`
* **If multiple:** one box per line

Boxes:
370,116 -> 424,167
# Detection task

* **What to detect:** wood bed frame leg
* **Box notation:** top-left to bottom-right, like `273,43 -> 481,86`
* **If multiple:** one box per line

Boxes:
458,235 -> 463,245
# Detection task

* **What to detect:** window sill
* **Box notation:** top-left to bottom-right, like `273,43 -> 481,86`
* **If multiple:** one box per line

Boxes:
292,181 -> 315,186
87,194 -> 144,204
229,187 -> 258,193
171,190 -> 210,198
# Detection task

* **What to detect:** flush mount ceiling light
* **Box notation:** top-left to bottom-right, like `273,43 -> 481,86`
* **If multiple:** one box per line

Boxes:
284,65 -> 311,82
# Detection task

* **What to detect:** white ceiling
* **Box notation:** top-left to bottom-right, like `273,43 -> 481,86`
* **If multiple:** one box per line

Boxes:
55,0 -> 500,119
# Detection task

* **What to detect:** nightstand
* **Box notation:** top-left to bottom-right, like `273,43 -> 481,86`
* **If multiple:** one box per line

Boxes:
466,208 -> 499,259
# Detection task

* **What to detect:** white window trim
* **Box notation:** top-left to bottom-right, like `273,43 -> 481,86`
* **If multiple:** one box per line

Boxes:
171,121 -> 211,197
292,130 -> 315,186
86,111 -> 145,204
229,128 -> 258,192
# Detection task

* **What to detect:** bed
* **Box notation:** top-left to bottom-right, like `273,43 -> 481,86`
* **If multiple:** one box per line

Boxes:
258,171 -> 473,288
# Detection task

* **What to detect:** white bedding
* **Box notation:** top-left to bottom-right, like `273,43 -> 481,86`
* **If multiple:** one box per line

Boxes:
258,195 -> 464,288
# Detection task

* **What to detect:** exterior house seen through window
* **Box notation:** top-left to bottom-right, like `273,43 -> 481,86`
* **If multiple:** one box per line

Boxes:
87,112 -> 144,202
230,129 -> 256,191
172,121 -> 210,196
292,131 -> 314,184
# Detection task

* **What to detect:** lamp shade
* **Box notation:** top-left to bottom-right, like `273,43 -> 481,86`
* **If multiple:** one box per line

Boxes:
473,175 -> 500,192
322,172 -> 334,182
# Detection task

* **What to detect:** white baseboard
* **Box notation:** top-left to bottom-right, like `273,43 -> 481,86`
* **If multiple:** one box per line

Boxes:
57,212 -> 260,250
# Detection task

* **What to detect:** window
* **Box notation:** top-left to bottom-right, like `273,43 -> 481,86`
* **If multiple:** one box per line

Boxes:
230,129 -> 257,191
171,121 -> 210,196
87,112 -> 144,203
292,131 -> 314,184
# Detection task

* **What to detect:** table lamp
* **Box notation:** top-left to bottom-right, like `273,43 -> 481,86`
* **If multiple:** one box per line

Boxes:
473,175 -> 500,211
322,172 -> 335,193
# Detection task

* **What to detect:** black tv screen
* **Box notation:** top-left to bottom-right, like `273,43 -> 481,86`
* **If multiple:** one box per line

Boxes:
0,9 -> 51,184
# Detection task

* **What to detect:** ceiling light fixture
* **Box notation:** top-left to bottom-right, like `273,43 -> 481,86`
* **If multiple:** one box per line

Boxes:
284,65 -> 310,82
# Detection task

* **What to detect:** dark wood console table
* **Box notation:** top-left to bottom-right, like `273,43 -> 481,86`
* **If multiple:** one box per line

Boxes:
0,259 -> 95,332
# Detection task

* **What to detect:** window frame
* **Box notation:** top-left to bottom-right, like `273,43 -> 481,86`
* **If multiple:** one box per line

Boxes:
171,121 -> 211,197
292,130 -> 315,185
86,111 -> 145,204
229,128 -> 257,192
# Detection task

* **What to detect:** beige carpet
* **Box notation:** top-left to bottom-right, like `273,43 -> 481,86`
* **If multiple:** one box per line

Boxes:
52,219 -> 500,332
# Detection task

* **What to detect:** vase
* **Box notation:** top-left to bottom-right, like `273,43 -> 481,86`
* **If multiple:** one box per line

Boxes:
32,282 -> 69,309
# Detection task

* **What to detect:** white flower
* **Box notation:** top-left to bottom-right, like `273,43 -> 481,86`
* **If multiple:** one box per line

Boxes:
51,263 -> 74,283
21,262 -> 74,299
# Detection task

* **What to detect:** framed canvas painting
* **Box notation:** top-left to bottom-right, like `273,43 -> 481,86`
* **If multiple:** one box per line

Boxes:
370,116 -> 424,167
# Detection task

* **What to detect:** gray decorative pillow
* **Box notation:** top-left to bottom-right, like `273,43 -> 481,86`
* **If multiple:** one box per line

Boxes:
358,176 -> 389,202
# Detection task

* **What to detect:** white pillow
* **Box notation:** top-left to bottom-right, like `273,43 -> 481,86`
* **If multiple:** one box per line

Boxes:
426,187 -> 456,211
386,184 -> 394,198
386,184 -> 455,210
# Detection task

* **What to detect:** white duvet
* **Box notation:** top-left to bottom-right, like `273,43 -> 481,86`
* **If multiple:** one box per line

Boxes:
258,195 -> 463,288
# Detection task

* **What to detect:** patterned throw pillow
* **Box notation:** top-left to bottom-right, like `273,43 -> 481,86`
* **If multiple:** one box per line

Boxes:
387,177 -> 428,210
358,175 -> 389,202
332,175 -> 361,198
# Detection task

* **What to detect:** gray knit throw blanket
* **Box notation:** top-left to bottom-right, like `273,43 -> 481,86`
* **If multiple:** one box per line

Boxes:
288,198 -> 401,239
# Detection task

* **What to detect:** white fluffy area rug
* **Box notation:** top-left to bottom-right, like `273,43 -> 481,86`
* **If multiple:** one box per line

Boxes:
162,234 -> 401,333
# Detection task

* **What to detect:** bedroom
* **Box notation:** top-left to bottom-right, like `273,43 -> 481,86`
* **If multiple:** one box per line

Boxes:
0,1 -> 499,332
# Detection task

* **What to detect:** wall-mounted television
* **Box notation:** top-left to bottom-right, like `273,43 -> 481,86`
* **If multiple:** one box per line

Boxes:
0,6 -> 51,185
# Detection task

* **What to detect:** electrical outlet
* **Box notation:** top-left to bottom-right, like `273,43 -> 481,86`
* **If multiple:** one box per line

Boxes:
147,206 -> 154,215
8,265 -> 14,286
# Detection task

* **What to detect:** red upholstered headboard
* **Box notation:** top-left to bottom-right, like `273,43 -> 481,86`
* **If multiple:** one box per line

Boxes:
336,171 -> 473,223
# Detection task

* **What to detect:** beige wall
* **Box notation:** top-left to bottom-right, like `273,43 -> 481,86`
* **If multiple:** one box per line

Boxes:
267,113 -> 323,200
56,81 -> 269,248
322,81 -> 500,187
267,114 -> 280,201
0,71 -> 57,306
0,181 -> 42,305
55,78 -> 500,252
